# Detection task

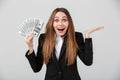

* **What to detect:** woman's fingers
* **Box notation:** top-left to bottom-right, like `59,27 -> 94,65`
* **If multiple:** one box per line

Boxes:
24,32 -> 34,47
84,26 -> 104,38
86,26 -> 104,34
25,32 -> 34,41
92,26 -> 104,33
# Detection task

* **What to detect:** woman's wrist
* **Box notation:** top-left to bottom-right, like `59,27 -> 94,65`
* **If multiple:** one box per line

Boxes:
28,47 -> 34,54
85,33 -> 91,38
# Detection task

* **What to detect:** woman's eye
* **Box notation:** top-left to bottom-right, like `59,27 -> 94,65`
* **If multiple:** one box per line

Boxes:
54,19 -> 59,22
62,19 -> 68,22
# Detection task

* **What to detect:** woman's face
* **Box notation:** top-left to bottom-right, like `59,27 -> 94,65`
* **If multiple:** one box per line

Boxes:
53,11 -> 69,36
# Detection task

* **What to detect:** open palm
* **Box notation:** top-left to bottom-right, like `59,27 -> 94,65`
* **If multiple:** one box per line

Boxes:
84,26 -> 104,38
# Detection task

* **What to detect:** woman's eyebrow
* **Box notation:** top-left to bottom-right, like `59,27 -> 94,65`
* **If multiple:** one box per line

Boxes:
54,16 -> 67,18
54,16 -> 59,18
62,16 -> 67,18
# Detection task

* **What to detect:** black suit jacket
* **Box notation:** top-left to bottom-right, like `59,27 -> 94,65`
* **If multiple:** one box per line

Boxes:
25,32 -> 93,80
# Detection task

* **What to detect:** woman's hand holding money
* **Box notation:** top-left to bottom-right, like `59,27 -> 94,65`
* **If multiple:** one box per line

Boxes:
25,32 -> 34,54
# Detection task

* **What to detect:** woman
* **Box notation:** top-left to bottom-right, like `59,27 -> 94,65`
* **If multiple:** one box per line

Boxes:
25,7 -> 104,80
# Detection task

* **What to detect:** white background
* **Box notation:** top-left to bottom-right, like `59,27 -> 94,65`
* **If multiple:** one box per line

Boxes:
0,0 -> 120,80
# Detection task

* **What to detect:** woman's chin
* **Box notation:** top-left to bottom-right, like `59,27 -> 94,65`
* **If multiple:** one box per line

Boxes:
56,32 -> 65,37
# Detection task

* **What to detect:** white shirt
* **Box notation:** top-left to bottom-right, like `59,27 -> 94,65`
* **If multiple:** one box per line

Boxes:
55,35 -> 63,60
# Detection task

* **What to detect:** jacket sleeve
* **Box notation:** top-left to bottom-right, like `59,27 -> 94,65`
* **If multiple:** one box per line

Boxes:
25,34 -> 44,72
76,32 -> 93,66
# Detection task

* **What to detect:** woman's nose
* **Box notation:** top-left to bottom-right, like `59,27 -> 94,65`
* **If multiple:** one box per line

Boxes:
58,20 -> 63,25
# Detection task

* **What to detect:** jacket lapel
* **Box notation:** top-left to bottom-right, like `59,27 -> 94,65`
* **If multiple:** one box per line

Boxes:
59,39 -> 66,60
54,36 -> 67,61
52,36 -> 67,71
52,49 -> 61,71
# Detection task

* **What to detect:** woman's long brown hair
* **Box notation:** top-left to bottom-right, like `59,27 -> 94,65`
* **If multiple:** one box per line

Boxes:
43,8 -> 79,65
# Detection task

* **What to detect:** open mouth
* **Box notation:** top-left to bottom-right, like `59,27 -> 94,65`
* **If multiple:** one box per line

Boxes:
57,28 -> 65,31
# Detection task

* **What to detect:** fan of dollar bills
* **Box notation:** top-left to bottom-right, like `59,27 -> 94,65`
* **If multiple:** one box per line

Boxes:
18,18 -> 44,37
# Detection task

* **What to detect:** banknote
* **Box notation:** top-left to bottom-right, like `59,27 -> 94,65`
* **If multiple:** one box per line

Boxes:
18,18 -> 44,37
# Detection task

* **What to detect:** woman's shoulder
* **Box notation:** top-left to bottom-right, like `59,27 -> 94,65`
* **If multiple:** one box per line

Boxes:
39,33 -> 45,37
75,32 -> 83,37
38,33 -> 45,41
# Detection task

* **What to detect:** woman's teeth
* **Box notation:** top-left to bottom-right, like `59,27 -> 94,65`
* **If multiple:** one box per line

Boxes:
57,28 -> 65,31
